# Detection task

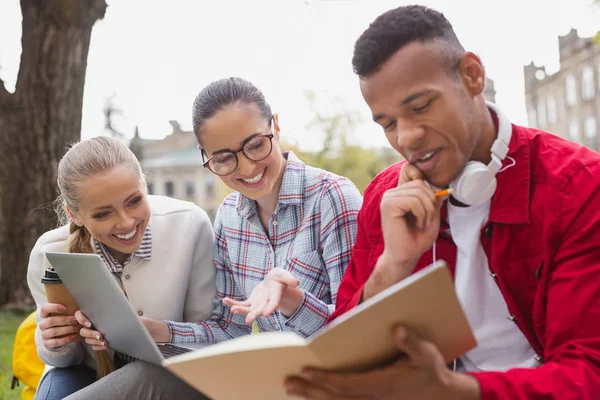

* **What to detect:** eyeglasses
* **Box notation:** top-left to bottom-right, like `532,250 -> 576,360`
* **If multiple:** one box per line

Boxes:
201,125 -> 275,176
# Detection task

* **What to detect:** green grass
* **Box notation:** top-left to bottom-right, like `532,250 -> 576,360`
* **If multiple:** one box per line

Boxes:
1,311 -> 31,400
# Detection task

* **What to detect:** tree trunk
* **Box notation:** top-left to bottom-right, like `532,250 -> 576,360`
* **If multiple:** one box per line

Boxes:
0,0 -> 107,308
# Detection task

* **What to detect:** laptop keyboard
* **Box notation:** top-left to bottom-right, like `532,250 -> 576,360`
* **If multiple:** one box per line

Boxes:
158,343 -> 194,359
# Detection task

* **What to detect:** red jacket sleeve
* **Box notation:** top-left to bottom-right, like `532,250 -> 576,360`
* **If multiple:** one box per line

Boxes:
328,207 -> 372,321
471,161 -> 600,399
329,163 -> 403,321
329,164 -> 397,321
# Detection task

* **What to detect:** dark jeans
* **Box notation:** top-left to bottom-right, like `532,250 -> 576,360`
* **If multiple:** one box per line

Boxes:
34,365 -> 96,400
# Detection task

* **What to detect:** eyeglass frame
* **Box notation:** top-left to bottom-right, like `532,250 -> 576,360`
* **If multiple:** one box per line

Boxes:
199,118 -> 275,176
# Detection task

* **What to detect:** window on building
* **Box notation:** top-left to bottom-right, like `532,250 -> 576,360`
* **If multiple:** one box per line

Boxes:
584,116 -> 598,149
536,102 -> 546,128
546,97 -> 557,125
165,181 -> 174,197
556,94 -> 565,121
527,107 -> 537,128
147,182 -> 154,195
568,120 -> 580,143
565,75 -> 578,106
186,181 -> 195,196
582,66 -> 595,100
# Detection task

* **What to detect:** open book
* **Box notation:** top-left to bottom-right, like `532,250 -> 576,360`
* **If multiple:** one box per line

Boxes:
163,261 -> 476,399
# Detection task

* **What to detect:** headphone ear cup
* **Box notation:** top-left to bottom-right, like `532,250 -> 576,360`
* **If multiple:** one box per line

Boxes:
450,161 -> 498,206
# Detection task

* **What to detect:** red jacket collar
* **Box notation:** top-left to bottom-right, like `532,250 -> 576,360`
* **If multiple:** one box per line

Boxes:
437,123 -> 532,231
489,124 -> 532,225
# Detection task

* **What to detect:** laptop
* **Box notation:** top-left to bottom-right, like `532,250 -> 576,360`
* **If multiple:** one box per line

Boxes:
45,252 -> 208,365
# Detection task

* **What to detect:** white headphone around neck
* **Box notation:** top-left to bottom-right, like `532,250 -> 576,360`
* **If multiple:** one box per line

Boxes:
448,102 -> 512,206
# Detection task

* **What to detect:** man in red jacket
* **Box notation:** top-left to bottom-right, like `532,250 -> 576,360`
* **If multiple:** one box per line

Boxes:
285,5 -> 600,400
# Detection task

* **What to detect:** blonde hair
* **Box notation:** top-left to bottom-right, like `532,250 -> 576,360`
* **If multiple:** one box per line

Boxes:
55,136 -> 146,379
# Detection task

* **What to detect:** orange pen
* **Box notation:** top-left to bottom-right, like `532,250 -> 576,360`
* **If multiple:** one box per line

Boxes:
435,188 -> 453,198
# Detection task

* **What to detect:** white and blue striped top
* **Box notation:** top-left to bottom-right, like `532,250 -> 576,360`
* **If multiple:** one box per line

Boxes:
93,225 -> 152,276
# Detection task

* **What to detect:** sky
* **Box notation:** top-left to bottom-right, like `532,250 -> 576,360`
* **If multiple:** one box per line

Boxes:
0,0 -> 598,151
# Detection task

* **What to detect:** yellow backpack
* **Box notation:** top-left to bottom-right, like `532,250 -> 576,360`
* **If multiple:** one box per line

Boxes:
11,311 -> 45,400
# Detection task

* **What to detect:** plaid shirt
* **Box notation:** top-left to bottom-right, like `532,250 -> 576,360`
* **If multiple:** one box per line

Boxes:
167,151 -> 362,343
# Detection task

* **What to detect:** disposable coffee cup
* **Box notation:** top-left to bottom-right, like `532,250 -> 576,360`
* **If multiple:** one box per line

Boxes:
42,268 -> 79,317
42,268 -> 82,342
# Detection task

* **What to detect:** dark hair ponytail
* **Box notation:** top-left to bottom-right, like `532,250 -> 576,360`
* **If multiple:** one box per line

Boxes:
192,77 -> 272,141
67,222 -> 114,379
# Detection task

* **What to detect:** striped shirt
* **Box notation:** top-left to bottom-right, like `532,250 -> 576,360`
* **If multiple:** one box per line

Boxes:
41,226 -> 152,280
167,151 -> 363,343
94,225 -> 152,276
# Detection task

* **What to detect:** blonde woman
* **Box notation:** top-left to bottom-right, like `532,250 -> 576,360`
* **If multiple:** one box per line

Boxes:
27,136 -> 215,400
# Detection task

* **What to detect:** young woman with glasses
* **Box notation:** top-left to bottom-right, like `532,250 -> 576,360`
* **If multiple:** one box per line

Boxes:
64,77 -> 363,399
140,76 -> 363,344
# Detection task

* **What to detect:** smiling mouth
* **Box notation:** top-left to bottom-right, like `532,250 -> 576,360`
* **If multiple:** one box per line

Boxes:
113,224 -> 138,241
239,169 -> 265,184
417,151 -> 436,162
411,148 -> 442,164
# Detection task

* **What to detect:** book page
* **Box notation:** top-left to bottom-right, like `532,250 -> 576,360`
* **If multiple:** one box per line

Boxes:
307,261 -> 476,371
164,331 -> 307,364
163,262 -> 476,399
164,334 -> 319,400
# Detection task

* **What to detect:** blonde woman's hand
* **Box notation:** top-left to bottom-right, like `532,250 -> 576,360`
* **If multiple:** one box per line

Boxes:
223,268 -> 304,325
75,309 -> 109,351
38,303 -> 83,349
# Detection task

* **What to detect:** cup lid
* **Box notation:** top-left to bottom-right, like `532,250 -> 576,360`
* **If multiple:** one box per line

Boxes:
41,268 -> 62,284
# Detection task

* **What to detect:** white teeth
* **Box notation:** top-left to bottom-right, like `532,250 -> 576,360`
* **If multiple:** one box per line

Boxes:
242,170 -> 264,184
115,227 -> 136,240
418,152 -> 435,161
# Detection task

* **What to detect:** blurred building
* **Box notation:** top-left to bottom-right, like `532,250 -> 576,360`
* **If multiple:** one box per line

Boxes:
524,29 -> 600,151
130,121 -> 220,220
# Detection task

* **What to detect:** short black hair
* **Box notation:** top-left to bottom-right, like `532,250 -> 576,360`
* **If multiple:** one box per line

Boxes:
352,5 -> 465,77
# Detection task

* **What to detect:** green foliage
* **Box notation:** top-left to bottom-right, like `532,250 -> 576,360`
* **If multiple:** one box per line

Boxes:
293,145 -> 401,194
289,91 -> 402,193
